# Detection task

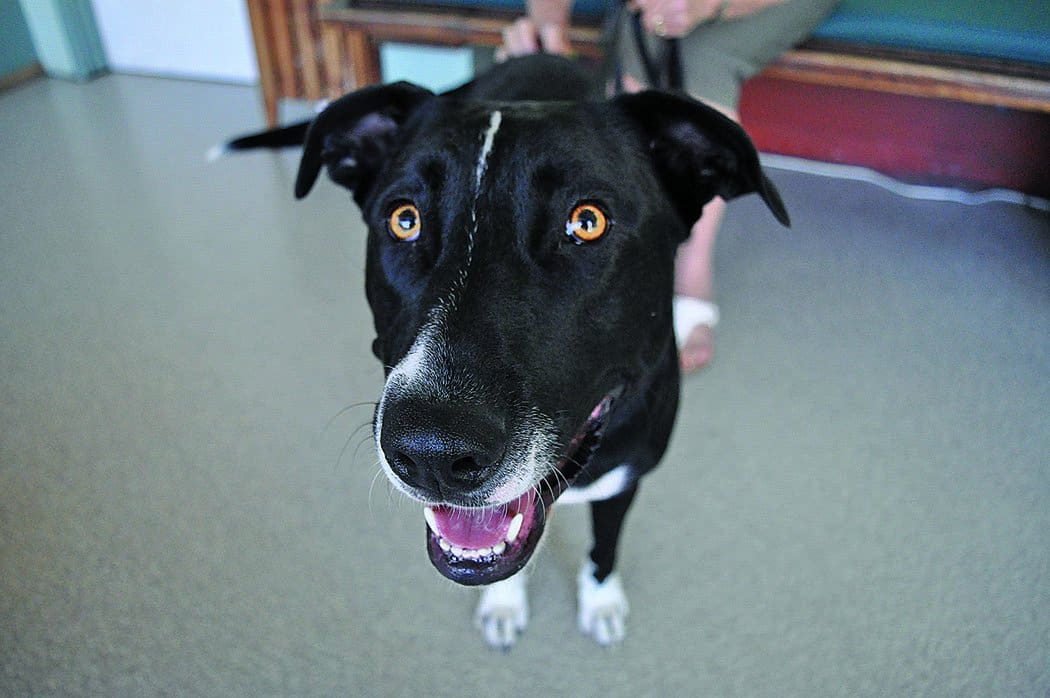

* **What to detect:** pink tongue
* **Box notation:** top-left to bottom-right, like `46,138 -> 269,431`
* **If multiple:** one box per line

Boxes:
431,492 -> 533,549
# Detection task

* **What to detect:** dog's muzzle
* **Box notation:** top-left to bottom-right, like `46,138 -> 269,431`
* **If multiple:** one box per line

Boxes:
380,393 -> 617,586
381,397 -> 509,500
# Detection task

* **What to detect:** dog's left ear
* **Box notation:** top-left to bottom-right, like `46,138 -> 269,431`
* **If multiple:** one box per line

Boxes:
295,81 -> 434,200
614,90 -> 790,230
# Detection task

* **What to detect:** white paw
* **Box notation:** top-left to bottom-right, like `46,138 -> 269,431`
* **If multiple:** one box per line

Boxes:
577,560 -> 629,646
474,573 -> 528,650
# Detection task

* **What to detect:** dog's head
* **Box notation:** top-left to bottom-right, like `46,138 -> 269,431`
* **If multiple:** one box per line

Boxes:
295,80 -> 788,585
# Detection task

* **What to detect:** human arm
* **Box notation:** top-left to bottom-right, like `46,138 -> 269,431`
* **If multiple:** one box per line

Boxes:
502,0 -> 574,56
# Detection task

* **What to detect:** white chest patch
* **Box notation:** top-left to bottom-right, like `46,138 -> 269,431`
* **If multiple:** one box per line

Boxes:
559,464 -> 633,505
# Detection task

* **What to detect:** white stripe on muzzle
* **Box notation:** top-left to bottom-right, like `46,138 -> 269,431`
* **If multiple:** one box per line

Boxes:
374,110 -> 554,504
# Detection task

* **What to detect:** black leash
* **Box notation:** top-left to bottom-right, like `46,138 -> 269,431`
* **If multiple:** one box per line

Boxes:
604,0 -> 685,94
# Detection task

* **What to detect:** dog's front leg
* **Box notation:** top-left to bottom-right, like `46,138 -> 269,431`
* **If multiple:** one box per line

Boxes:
475,572 -> 528,650
578,485 -> 638,645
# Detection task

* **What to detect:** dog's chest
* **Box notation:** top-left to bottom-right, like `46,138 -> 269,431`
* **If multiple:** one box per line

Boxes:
559,464 -> 634,505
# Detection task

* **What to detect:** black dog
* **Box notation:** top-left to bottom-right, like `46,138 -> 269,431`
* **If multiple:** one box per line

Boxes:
226,54 -> 788,648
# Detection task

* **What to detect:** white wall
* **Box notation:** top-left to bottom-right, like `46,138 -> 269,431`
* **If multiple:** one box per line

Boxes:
91,0 -> 258,83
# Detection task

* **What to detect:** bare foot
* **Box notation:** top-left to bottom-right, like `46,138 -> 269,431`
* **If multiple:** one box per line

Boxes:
680,323 -> 714,373
673,296 -> 719,374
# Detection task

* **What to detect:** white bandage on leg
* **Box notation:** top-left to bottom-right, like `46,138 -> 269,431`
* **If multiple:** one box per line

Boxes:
673,295 -> 720,348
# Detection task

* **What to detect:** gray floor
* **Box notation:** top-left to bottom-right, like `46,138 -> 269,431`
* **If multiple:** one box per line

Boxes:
1,74 -> 1047,696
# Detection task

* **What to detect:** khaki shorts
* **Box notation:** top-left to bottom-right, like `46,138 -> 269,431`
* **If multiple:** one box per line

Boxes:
618,0 -> 840,109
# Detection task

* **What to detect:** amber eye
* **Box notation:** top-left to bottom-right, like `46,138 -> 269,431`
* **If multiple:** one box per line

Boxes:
566,203 -> 609,243
388,203 -> 421,241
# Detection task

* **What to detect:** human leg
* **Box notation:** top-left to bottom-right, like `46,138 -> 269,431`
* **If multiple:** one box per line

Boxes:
620,1 -> 838,372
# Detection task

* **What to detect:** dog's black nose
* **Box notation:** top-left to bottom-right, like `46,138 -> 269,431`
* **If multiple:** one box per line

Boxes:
381,401 -> 506,497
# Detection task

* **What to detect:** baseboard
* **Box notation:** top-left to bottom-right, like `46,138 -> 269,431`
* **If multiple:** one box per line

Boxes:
0,63 -> 44,92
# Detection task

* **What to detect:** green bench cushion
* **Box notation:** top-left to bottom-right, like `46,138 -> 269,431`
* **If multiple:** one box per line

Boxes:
813,0 -> 1050,65
393,0 -> 1050,65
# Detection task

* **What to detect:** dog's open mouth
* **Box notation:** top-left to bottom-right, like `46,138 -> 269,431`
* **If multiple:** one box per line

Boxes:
423,393 -> 617,586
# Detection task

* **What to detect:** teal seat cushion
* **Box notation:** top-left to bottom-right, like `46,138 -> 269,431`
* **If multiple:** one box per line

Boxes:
395,1 -> 1050,65
814,0 -> 1050,65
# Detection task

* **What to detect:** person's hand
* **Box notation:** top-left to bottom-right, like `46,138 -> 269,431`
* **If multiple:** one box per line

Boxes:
499,17 -> 572,59
629,0 -> 727,38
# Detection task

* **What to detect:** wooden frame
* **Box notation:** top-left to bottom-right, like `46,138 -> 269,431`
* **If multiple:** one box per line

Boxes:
768,43 -> 1050,114
312,2 -> 1050,113
245,0 -> 603,125
248,0 -> 1050,120
246,0 -> 355,126
244,0 -> 1050,194
316,1 -> 604,87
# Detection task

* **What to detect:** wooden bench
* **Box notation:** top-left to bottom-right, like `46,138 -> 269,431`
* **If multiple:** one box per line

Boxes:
245,0 -> 1050,196
245,0 -> 604,126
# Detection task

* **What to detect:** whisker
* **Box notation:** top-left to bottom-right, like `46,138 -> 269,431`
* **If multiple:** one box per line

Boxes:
368,461 -> 386,521
336,420 -> 375,470
557,462 -> 575,484
323,400 -> 378,434
350,430 -> 377,467
534,483 -> 548,520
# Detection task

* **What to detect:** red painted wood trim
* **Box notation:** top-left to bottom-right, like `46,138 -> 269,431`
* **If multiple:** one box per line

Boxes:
740,76 -> 1050,198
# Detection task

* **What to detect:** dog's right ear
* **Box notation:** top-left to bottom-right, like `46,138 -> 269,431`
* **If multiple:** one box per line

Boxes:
295,82 -> 434,199
614,90 -> 790,230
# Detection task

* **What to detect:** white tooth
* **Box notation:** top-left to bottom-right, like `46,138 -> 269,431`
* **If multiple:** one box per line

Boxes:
493,542 -> 506,555
477,547 -> 492,557
452,546 -> 465,558
505,513 -> 524,543
438,538 -> 451,552
423,507 -> 438,533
